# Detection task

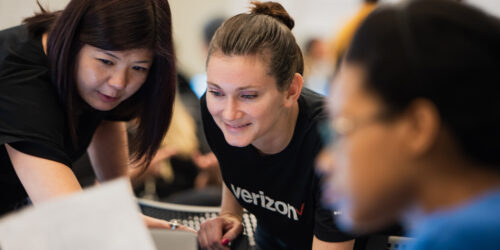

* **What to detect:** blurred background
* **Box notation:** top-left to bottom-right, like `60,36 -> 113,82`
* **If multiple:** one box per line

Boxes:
1,0 -> 499,79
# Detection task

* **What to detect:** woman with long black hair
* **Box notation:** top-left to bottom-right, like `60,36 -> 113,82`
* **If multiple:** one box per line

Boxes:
0,0 -> 180,228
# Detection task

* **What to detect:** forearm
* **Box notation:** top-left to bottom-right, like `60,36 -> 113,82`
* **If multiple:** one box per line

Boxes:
6,144 -> 82,205
88,121 -> 129,181
220,183 -> 244,221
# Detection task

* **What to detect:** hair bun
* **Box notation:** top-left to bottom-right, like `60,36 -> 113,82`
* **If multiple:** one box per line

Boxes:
250,1 -> 295,30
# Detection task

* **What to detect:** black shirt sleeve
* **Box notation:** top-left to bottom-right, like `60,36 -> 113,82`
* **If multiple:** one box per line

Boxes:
0,26 -> 71,166
0,75 -> 71,166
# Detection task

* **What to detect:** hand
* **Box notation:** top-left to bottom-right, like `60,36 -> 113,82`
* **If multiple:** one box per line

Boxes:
150,147 -> 177,167
198,214 -> 243,250
142,214 -> 196,233
192,152 -> 218,170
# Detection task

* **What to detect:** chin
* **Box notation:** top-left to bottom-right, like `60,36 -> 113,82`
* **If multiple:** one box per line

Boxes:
345,204 -> 402,234
89,102 -> 118,111
223,135 -> 251,148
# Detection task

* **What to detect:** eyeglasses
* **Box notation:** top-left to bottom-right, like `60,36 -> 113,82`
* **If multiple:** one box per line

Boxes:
319,111 -> 392,147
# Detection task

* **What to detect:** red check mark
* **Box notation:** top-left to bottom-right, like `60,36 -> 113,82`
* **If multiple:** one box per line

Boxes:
295,203 -> 305,216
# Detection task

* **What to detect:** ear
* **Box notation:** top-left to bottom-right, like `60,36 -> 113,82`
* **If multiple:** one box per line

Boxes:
284,73 -> 303,107
402,99 -> 441,157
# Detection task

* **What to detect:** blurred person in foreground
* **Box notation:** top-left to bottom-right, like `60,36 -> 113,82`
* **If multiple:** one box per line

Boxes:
320,0 -> 500,249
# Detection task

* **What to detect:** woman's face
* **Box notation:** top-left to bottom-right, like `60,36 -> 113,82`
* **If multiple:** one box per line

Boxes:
323,63 -> 416,232
75,44 -> 153,111
206,54 -> 289,149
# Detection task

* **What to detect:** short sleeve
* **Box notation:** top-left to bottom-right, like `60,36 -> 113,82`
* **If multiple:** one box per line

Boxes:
0,42 -> 71,166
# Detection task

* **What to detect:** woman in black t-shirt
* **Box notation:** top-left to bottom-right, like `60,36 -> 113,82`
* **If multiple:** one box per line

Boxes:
197,2 -> 354,249
0,0 -> 184,229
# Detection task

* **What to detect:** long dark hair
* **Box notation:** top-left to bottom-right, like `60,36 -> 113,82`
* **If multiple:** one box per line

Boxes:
345,0 -> 500,167
24,0 -> 176,167
207,1 -> 303,90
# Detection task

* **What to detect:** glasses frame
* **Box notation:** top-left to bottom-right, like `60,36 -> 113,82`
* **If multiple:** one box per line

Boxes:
320,111 -> 394,147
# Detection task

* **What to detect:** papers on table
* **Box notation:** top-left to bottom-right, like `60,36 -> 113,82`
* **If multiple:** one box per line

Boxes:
0,178 -> 156,250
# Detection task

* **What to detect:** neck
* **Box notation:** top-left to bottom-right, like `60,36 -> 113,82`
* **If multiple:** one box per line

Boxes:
416,160 -> 500,214
42,32 -> 48,55
252,101 -> 299,155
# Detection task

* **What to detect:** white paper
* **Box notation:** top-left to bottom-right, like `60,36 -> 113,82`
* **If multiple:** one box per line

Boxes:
0,178 -> 156,250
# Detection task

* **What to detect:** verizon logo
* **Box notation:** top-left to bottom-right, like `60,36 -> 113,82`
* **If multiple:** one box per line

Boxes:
230,184 -> 304,221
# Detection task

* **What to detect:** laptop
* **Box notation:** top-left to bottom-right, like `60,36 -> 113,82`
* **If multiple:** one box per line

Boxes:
150,229 -> 198,250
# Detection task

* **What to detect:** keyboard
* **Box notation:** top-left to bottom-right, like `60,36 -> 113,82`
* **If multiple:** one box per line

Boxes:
138,199 -> 257,248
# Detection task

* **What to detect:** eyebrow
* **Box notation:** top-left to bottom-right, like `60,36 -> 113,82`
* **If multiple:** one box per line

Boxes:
207,81 -> 259,90
103,51 -> 152,64
104,52 -> 120,60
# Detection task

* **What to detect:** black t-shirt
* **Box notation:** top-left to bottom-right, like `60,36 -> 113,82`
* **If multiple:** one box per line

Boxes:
201,89 -> 353,249
0,25 -> 128,216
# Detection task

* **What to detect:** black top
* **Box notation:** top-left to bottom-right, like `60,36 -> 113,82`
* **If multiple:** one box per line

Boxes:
201,89 -> 353,249
0,25 -> 128,216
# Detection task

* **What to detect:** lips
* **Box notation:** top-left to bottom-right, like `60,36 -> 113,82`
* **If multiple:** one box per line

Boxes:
226,123 -> 250,128
97,92 -> 119,103
224,122 -> 251,131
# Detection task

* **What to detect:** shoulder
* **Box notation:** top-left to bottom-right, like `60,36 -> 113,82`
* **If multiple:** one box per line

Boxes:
0,25 -> 44,66
293,88 -> 327,147
410,193 -> 500,250
0,24 -> 66,150
298,88 -> 328,124
0,25 -> 28,59
411,221 -> 500,250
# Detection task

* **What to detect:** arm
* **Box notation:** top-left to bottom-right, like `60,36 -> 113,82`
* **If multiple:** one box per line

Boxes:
5,144 -> 82,205
87,121 -> 129,182
198,183 -> 244,249
128,146 -> 177,188
87,121 -> 191,230
220,182 -> 244,224
312,237 -> 355,250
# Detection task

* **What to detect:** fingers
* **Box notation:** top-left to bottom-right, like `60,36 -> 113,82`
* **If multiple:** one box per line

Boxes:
143,215 -> 171,229
193,152 -> 219,169
198,217 -> 223,249
198,217 -> 235,250
177,224 -> 197,233
142,215 -> 196,232
221,221 -> 243,242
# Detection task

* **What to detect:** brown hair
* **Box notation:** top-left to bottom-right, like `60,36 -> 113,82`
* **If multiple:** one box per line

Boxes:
24,0 -> 176,167
207,1 -> 303,90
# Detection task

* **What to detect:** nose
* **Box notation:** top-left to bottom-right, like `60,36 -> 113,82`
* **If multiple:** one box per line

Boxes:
107,68 -> 128,90
222,97 -> 242,121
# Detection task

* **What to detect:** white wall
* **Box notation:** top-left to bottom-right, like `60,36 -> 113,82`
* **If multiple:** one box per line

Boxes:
0,0 -> 68,29
1,0 -> 500,76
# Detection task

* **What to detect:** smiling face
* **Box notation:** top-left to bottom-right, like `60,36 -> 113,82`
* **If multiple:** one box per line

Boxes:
206,54 -> 293,151
75,44 -> 153,111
